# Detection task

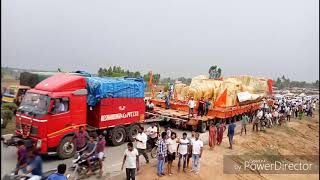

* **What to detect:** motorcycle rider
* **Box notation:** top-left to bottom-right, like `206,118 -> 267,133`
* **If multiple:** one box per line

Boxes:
72,126 -> 90,153
95,134 -> 106,177
15,140 -> 28,175
48,164 -> 68,180
84,135 -> 97,176
24,149 -> 43,180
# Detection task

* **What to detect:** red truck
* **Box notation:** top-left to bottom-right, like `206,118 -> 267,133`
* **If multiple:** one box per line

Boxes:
3,73 -> 145,159
2,72 -> 273,159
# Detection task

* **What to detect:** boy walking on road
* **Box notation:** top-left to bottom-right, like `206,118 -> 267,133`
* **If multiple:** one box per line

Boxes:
241,114 -> 249,135
135,127 -> 149,163
228,120 -> 236,149
191,133 -> 203,175
121,142 -> 139,180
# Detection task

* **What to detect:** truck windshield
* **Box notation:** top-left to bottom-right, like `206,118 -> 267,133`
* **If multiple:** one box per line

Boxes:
17,92 -> 50,117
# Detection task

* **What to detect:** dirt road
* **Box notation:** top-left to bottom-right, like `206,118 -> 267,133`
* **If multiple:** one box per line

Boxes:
111,113 -> 319,180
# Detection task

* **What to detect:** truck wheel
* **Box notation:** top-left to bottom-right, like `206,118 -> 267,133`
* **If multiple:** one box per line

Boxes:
57,136 -> 75,159
198,122 -> 207,133
111,127 -> 126,146
128,125 -> 140,142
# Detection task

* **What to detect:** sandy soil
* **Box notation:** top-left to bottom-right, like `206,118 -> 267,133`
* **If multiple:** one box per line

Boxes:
111,112 -> 319,180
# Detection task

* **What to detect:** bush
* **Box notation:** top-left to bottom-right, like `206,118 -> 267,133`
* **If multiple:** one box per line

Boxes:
1,102 -> 18,112
1,109 -> 14,128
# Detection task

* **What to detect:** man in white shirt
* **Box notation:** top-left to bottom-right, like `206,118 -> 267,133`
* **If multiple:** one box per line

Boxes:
191,133 -> 203,175
257,110 -> 263,120
188,97 -> 196,117
148,100 -> 155,111
135,127 -> 149,163
177,132 -> 189,172
54,99 -> 65,113
166,132 -> 178,175
121,142 -> 139,180
146,123 -> 158,147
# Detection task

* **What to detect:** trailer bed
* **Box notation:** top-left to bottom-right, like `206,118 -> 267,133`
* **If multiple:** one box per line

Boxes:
146,99 -> 273,132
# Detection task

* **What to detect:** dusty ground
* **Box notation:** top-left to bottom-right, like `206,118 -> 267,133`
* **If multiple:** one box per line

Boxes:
111,111 -> 319,180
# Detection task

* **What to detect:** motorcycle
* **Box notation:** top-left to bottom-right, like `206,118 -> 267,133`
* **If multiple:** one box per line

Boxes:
69,147 -> 105,179
2,169 -> 69,180
146,137 -> 157,159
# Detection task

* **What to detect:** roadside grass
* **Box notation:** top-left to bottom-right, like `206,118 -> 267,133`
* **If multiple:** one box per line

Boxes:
1,117 -> 16,135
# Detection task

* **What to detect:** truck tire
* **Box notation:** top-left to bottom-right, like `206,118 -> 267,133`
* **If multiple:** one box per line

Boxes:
111,127 -> 126,146
128,125 -> 140,142
198,122 -> 207,133
57,136 -> 76,159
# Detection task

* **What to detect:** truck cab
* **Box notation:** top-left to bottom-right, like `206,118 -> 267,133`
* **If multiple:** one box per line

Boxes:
14,74 -> 88,158
2,85 -> 30,106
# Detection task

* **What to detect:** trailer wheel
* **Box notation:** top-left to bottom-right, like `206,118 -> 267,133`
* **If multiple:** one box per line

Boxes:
198,122 -> 207,133
128,125 -> 140,142
57,136 -> 76,159
111,127 -> 126,146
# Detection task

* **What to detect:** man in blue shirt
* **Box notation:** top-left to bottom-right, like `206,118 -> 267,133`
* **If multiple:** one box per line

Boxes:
25,149 -> 43,180
227,119 -> 236,149
48,164 -> 68,180
156,132 -> 167,177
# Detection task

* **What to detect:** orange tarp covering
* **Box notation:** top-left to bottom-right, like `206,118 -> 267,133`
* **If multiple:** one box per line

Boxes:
214,89 -> 227,107
267,79 -> 273,94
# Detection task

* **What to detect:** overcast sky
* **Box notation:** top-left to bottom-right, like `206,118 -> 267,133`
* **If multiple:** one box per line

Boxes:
1,0 -> 319,82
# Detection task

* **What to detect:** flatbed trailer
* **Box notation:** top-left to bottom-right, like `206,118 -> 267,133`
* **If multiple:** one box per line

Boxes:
146,99 -> 273,133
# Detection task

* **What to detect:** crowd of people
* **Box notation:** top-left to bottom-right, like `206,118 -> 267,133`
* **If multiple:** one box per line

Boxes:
13,96 -> 317,180
126,123 -> 204,179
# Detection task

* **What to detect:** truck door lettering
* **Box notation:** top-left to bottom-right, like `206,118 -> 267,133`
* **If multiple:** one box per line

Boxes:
100,111 -> 139,121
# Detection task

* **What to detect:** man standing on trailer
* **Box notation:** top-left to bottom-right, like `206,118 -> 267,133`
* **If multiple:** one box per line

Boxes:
197,97 -> 205,117
188,97 -> 196,117
135,127 -> 149,164
204,98 -> 212,116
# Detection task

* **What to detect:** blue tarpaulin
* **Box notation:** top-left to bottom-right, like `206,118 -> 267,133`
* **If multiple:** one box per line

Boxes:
86,76 -> 145,106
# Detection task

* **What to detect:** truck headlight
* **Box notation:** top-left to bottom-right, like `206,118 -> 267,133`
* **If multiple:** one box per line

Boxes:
36,140 -> 42,149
